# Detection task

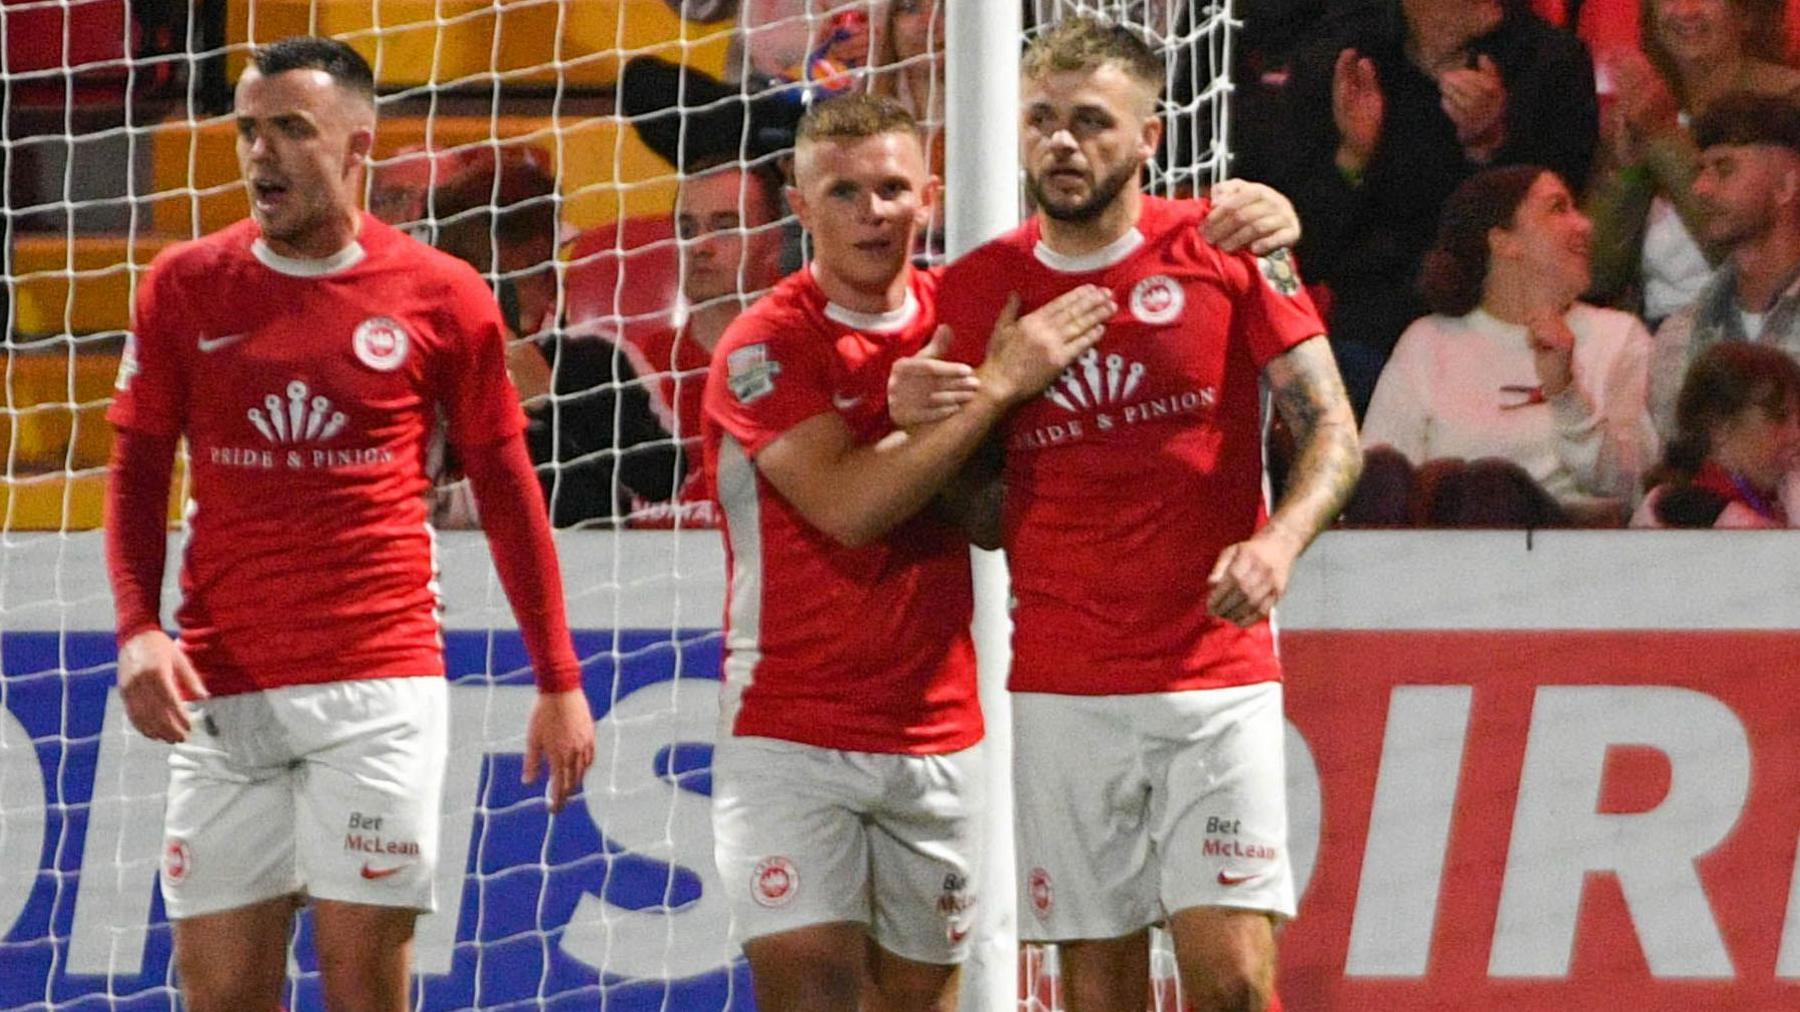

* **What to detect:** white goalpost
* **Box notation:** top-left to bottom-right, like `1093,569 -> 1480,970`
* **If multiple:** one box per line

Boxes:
0,2 -> 1233,1009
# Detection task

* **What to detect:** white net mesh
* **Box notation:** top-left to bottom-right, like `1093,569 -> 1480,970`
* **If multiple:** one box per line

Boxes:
0,2 -> 1229,1008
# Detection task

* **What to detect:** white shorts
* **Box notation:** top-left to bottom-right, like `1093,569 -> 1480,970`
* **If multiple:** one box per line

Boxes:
710,735 -> 983,965
1012,682 -> 1294,942
159,676 -> 449,921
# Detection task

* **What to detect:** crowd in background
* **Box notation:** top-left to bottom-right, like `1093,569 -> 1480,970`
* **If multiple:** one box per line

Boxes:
379,0 -> 1800,532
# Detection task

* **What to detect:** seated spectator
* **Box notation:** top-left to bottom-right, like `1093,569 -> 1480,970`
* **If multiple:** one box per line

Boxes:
1649,91 -> 1800,436
1633,340 -> 1800,526
613,159 -> 789,525
1362,165 -> 1658,524
1252,0 -> 1598,417
396,147 -> 682,527
1585,0 -> 1800,325
1342,446 -> 1572,528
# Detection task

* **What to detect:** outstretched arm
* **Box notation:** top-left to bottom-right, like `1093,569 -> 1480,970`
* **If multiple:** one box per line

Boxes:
1207,336 -> 1362,627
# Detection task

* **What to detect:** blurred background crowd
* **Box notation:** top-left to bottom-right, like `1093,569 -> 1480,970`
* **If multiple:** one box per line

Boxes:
8,0 -> 1800,531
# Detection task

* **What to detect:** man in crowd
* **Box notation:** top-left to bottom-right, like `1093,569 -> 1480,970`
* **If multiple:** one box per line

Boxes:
104,37 -> 593,1011
1650,92 -> 1800,436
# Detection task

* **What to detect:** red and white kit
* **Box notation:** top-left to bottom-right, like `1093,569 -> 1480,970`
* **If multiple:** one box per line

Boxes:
109,215 -> 578,916
701,265 -> 982,960
939,195 -> 1327,936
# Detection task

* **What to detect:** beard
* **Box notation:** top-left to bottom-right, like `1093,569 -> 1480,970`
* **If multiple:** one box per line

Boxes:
1028,157 -> 1140,224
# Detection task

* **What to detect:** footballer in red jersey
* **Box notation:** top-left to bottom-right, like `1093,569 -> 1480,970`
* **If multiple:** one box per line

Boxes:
700,94 -> 1114,1012
891,18 -> 1360,1012
102,38 -> 594,1012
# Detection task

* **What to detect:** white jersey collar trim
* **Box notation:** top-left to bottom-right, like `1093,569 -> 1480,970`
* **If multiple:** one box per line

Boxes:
252,237 -> 367,277
1032,226 -> 1144,274
812,264 -> 920,333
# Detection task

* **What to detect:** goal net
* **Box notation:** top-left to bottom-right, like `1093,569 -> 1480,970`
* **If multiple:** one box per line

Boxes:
0,2 -> 1231,1009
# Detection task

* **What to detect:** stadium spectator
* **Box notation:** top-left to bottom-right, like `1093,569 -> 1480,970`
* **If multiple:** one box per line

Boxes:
1633,340 -> 1800,526
103,37 -> 593,1012
702,94 -> 1115,1012
406,147 -> 683,527
900,18 -> 1358,1012
1253,0 -> 1598,417
1585,0 -> 1800,324
1648,92 -> 1800,437
1362,165 -> 1658,525
621,5 -> 873,176
618,159 -> 788,525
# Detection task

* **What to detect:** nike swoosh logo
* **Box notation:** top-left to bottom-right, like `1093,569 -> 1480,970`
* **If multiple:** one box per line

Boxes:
360,863 -> 405,880
197,333 -> 248,353
831,393 -> 864,411
1217,870 -> 1260,886
948,924 -> 970,944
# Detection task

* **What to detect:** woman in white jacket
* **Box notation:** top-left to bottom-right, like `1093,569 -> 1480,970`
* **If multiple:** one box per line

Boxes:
1363,164 -> 1659,523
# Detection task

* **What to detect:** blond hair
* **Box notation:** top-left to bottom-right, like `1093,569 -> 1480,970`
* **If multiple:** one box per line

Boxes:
796,93 -> 920,146
1022,15 -> 1163,100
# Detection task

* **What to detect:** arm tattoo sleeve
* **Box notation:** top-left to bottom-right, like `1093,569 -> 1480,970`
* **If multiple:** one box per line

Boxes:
1266,336 -> 1363,548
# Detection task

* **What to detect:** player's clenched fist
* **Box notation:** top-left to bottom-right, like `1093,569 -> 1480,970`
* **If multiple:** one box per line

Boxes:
1205,529 -> 1303,629
116,628 -> 208,744
978,286 -> 1116,407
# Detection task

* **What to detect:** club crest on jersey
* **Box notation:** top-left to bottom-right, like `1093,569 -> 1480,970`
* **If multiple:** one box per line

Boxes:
1258,249 -> 1301,298
752,856 -> 799,908
352,316 -> 410,372
727,343 -> 781,404
1129,274 -> 1184,325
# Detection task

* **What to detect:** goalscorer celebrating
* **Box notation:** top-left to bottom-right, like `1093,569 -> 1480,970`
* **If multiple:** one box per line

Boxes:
894,15 -> 1361,1012
700,92 -> 1304,1010
104,37 -> 594,1012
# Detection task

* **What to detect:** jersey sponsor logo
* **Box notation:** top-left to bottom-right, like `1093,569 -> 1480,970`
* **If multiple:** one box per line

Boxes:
1018,349 -> 1218,450
248,380 -> 349,445
751,856 -> 798,908
161,839 -> 190,885
196,332 -> 249,353
115,336 -> 140,391
352,316 -> 411,372
939,870 -> 974,944
726,343 -> 781,404
1129,274 -> 1185,325
1027,866 -> 1054,920
1044,349 -> 1146,412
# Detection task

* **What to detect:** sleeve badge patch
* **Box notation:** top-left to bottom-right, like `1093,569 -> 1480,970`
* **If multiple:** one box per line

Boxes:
1258,249 -> 1302,298
726,343 -> 781,403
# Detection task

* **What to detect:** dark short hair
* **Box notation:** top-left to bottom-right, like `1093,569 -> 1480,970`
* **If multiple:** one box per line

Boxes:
1691,91 -> 1800,156
251,36 -> 376,103
796,93 -> 919,147
1022,14 -> 1162,96
682,158 -> 787,226
1667,340 -> 1800,472
430,147 -> 557,251
1416,165 -> 1548,317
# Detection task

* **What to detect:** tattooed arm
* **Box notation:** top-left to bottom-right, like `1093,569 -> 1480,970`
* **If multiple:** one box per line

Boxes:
1206,335 -> 1362,627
